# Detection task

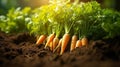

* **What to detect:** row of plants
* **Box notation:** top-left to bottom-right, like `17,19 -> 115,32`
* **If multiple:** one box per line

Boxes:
0,0 -> 120,55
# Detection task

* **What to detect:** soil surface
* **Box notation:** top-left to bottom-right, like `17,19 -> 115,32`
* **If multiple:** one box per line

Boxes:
0,31 -> 120,67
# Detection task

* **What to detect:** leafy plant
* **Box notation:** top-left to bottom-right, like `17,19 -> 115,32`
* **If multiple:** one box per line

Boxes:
101,9 -> 120,38
0,7 -> 31,33
0,0 -> 120,40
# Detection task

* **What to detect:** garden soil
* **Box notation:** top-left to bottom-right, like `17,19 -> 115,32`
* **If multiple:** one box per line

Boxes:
0,31 -> 120,67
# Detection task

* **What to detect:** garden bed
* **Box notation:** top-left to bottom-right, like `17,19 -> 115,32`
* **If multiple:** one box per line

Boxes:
0,1 -> 120,67
0,31 -> 120,67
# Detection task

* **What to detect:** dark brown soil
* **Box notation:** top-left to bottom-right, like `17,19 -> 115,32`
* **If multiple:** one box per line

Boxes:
0,31 -> 120,67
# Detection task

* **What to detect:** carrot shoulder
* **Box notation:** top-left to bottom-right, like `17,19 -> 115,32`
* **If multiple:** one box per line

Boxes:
81,37 -> 88,46
60,33 -> 70,55
75,40 -> 82,48
36,35 -> 46,46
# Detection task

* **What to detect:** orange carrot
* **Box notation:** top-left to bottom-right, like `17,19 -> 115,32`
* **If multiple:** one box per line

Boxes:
36,35 -> 46,46
56,45 -> 61,53
70,35 -> 77,51
53,38 -> 62,53
44,33 -> 55,49
81,37 -> 88,46
75,40 -> 82,48
52,37 -> 59,52
49,41 -> 53,51
60,33 -> 70,55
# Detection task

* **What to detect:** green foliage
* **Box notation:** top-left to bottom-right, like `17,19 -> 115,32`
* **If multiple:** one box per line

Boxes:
0,0 -> 120,39
0,7 -> 31,33
27,0 -> 103,39
101,9 -> 120,38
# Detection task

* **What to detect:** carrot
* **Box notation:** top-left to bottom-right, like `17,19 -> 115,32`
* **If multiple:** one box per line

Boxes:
53,38 -> 62,53
52,37 -> 59,52
60,33 -> 70,55
36,35 -> 46,46
49,41 -> 53,51
75,40 -> 82,48
70,35 -> 77,51
81,37 -> 88,46
56,45 -> 61,53
44,33 -> 55,49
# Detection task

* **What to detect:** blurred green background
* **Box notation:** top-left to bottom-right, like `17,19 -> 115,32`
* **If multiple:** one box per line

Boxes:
0,0 -> 120,15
